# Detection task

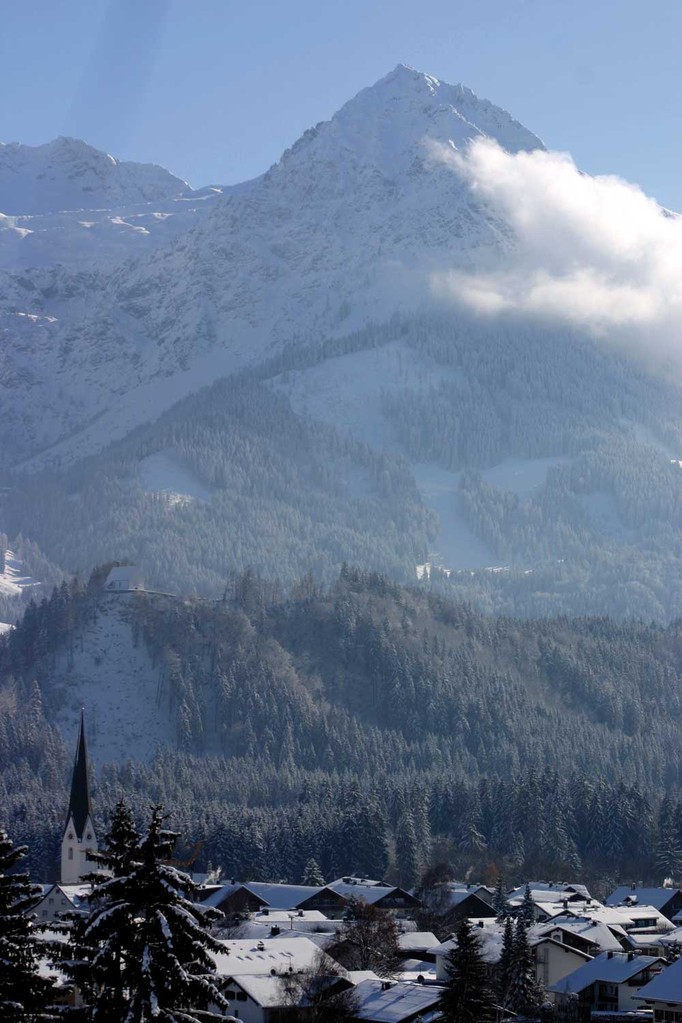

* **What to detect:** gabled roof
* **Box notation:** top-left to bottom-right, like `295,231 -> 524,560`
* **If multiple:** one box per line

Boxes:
535,915 -> 624,952
328,879 -> 418,905
550,952 -> 663,994
64,710 -> 93,839
210,936 -> 324,977
352,979 -> 445,1022
636,956 -> 682,1003
244,882 -> 326,909
606,887 -> 682,911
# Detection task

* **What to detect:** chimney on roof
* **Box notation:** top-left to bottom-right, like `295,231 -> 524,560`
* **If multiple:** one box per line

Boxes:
628,952 -> 634,961
608,951 -> 614,958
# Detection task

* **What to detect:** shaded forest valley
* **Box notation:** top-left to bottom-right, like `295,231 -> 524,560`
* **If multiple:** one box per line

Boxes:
3,565 -> 682,891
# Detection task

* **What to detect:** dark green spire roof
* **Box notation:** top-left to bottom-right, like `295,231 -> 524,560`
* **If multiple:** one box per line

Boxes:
65,709 -> 92,839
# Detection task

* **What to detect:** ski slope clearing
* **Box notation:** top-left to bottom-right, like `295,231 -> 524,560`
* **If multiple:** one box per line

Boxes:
138,449 -> 212,505
52,599 -> 172,764
0,549 -> 40,596
273,339 -> 464,449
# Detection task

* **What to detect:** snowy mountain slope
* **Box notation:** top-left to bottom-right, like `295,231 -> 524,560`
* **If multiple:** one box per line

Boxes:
0,136 -> 187,215
52,597 -> 172,763
1,65 -> 543,471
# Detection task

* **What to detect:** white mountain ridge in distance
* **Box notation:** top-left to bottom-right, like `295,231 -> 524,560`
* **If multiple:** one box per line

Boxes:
0,64 -> 545,470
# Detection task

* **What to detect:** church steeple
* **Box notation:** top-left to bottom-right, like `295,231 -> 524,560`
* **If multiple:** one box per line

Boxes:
61,710 -> 98,884
66,708 -> 92,839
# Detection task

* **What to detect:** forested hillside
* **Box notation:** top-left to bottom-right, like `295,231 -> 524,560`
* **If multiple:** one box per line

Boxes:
6,313 -> 682,619
4,567 -> 682,886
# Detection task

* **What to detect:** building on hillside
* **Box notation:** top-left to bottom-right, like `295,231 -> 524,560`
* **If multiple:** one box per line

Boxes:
550,951 -> 664,1017
61,710 -> 98,885
103,565 -> 145,592
606,886 -> 682,922
636,955 -> 682,1020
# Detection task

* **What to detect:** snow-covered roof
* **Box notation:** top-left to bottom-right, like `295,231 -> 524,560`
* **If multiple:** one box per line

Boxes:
352,979 -> 445,1022
513,882 -> 591,899
429,922 -> 503,964
399,959 -> 439,983
509,888 -> 584,906
225,974 -> 294,1009
535,915 -> 624,952
625,933 -> 672,952
198,882 -> 250,910
398,931 -> 439,952
210,937 -> 323,977
330,876 -> 392,889
328,880 -> 415,905
606,887 -> 682,911
636,957 -> 682,1003
563,902 -> 672,931
245,882 -> 326,909
550,952 -> 663,994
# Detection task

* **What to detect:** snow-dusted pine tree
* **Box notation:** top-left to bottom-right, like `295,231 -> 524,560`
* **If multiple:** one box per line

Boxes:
67,805 -> 230,1022
301,857 -> 325,887
436,918 -> 496,1023
492,874 -> 509,918
497,914 -> 515,1007
0,828 -> 53,1021
507,916 -> 543,1019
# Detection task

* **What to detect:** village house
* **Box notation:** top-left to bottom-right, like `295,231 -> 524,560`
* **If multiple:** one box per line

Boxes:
351,978 -> 445,1023
531,936 -> 592,997
208,936 -> 350,1023
606,885 -> 682,923
550,950 -> 664,1018
34,883 -> 91,924
327,877 -> 421,916
533,914 -> 626,957
636,954 -> 682,1021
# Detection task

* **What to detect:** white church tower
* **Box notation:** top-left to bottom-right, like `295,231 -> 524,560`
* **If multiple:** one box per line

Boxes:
61,710 -> 98,884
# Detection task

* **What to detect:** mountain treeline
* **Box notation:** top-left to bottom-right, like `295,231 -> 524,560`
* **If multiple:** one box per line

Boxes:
3,567 -> 682,886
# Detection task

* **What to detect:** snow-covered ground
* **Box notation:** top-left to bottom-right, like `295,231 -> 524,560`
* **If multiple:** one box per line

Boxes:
138,449 -> 211,505
273,339 -> 464,450
0,549 -> 41,596
0,622 -> 13,635
53,600 -> 172,763
412,463 -> 495,570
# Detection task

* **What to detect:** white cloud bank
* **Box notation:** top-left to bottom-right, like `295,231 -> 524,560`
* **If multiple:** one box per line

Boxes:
430,138 -> 682,365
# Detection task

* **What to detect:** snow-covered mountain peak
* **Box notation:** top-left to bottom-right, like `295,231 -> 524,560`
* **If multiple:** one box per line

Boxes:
0,136 -> 188,215
269,65 -> 543,192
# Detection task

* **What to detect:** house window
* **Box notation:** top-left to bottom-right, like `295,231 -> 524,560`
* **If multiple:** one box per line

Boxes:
236,992 -> 247,1002
86,833 -> 92,841
68,848 -> 73,860
48,898 -> 54,905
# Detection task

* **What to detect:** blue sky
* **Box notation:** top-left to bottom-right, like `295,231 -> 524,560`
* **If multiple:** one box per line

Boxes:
2,0 -> 681,207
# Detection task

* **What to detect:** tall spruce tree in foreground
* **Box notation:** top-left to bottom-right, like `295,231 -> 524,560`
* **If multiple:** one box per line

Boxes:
68,804 -> 230,1022
436,918 -> 496,1023
497,915 -> 515,1008
0,828 -> 53,1021
507,916 -> 543,1019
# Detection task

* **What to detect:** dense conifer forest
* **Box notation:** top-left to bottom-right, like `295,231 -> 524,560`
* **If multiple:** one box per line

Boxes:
3,565 -> 682,887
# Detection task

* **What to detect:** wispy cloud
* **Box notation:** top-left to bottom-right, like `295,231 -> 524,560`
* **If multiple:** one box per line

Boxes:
429,138 -> 682,367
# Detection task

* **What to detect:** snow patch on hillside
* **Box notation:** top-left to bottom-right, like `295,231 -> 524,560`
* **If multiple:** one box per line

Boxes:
0,622 -> 13,635
412,463 -> 496,570
482,456 -> 570,497
273,340 -> 463,449
52,600 -> 172,763
139,450 -> 211,505
0,550 -> 40,596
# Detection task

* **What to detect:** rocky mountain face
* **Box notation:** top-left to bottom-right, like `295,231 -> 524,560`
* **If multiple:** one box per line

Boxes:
0,136 -> 187,215
0,66 -> 542,470
4,66 -> 682,621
